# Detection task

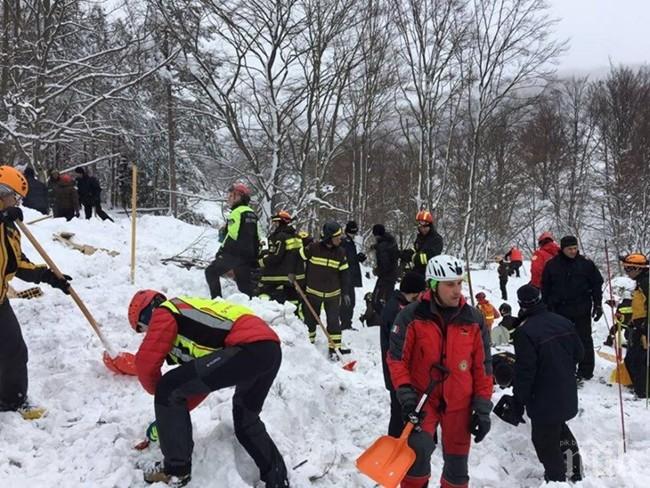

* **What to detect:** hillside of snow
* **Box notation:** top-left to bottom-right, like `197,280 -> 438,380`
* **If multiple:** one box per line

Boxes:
0,208 -> 647,488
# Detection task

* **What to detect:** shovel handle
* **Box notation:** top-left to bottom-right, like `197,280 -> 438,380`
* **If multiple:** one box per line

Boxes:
293,281 -> 341,353
17,220 -> 116,356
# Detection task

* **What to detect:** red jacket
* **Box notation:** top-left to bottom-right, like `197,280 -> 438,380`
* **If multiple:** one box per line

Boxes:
387,291 -> 492,412
135,305 -> 279,409
530,241 -> 560,288
507,247 -> 523,262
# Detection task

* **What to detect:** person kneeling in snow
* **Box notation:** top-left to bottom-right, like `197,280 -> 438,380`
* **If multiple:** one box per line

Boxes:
387,255 -> 493,488
128,291 -> 289,487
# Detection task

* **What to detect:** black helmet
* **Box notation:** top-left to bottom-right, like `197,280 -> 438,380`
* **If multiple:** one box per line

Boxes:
321,221 -> 342,240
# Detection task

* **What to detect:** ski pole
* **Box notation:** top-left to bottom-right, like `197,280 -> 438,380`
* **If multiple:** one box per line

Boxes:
601,207 -> 627,452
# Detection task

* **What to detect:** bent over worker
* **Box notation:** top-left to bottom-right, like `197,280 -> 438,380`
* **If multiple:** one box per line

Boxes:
128,291 -> 289,487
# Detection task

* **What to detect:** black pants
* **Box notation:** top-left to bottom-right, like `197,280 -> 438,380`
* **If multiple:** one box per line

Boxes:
339,283 -> 356,329
625,337 -> 648,397
205,254 -> 254,298
0,300 -> 28,410
570,314 -> 594,379
388,389 -> 403,438
372,278 -> 396,315
499,277 -> 508,301
509,261 -> 522,277
82,201 -> 113,221
531,420 -> 582,482
154,341 -> 287,485
304,294 -> 342,347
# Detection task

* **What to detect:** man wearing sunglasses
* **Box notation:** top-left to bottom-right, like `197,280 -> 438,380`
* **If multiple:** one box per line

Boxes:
0,165 -> 72,418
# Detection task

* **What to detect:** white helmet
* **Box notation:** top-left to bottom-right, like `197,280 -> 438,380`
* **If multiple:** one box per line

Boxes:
425,254 -> 465,286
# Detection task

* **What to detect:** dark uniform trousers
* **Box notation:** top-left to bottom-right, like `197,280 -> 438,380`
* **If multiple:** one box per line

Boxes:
303,294 -> 342,346
0,300 -> 28,410
531,420 -> 582,482
339,283 -> 355,329
205,254 -> 255,298
154,341 -> 287,485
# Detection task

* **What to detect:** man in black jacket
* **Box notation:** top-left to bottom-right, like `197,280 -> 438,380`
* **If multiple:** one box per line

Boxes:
410,210 -> 443,275
542,236 -> 603,381
74,167 -> 113,221
205,183 -> 259,298
370,224 -> 399,315
379,271 -> 426,437
340,221 -> 365,330
510,284 -> 584,482
21,167 -> 49,215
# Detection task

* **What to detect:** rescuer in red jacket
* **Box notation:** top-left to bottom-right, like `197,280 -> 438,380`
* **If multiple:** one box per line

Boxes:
128,291 -> 289,488
387,255 -> 493,488
530,232 -> 560,288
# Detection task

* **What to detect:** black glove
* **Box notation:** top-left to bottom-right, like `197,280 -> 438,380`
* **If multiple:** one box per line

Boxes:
470,397 -> 492,443
357,252 -> 367,263
396,385 -> 420,424
342,294 -> 351,307
493,394 -> 525,427
1,207 -> 23,223
218,226 -> 227,242
41,269 -> 72,295
592,304 -> 603,322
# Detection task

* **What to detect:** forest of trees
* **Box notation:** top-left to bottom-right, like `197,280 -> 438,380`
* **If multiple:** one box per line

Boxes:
1,0 -> 648,261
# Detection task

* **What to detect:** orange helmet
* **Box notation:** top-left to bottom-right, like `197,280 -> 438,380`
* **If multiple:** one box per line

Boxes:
619,253 -> 649,269
538,231 -> 554,243
271,210 -> 292,223
128,289 -> 166,332
415,210 -> 434,224
0,165 -> 29,197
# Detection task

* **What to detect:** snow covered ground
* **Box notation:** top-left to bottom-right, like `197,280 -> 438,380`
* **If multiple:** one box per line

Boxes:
1,209 -> 647,487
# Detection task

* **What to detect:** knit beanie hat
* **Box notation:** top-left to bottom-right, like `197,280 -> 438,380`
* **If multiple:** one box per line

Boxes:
517,284 -> 541,307
400,271 -> 426,294
345,221 -> 358,234
560,235 -> 578,249
372,224 -> 385,236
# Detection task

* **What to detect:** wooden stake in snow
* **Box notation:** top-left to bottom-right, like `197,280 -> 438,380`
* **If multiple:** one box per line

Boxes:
130,164 -> 137,284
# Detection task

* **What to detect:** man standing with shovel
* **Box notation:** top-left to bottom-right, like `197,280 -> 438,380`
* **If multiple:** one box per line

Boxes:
384,255 -> 493,488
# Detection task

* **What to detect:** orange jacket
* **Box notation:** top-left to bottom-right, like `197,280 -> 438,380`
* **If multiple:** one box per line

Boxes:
507,247 -> 523,262
477,300 -> 500,328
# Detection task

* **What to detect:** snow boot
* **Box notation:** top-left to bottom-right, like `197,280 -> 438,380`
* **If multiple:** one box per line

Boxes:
0,399 -> 46,420
328,347 -> 351,359
143,462 -> 191,487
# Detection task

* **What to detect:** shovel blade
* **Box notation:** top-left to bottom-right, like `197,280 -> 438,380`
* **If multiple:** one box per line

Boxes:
356,435 -> 415,488
342,360 -> 357,371
103,351 -> 137,376
609,363 -> 632,386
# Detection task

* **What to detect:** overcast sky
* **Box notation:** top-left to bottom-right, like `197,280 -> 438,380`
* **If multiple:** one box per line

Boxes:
548,0 -> 650,73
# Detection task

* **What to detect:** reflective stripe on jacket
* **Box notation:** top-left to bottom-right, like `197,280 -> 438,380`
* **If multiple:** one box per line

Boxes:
300,241 -> 350,297
1,220 -> 46,303
134,296 -> 280,398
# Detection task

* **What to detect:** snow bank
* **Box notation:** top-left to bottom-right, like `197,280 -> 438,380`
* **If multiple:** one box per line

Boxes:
0,209 -> 646,487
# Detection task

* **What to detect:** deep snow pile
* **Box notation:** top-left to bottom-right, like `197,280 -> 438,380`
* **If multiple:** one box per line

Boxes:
0,209 -> 648,487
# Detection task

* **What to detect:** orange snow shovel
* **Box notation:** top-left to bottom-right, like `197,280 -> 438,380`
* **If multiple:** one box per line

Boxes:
293,281 -> 356,371
356,375 -> 442,488
17,221 -> 137,376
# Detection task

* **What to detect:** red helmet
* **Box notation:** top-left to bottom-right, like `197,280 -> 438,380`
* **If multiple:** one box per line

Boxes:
538,231 -> 554,243
229,182 -> 251,197
415,210 -> 434,224
271,209 -> 292,223
128,289 -> 166,331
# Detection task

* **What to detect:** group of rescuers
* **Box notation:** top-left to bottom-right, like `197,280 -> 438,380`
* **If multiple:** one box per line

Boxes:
2,168 -> 649,487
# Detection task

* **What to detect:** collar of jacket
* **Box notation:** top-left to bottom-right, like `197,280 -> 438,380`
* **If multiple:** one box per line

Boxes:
415,289 -> 471,322
518,302 -> 547,320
